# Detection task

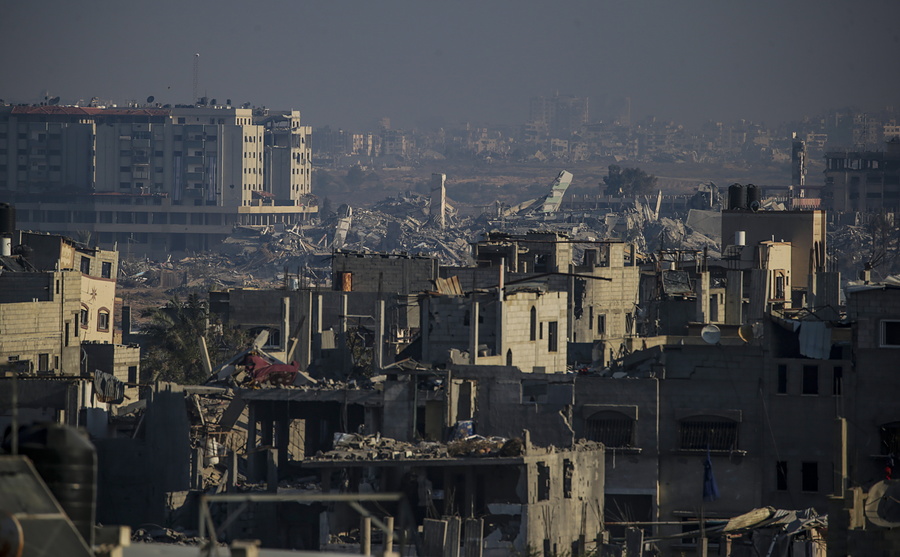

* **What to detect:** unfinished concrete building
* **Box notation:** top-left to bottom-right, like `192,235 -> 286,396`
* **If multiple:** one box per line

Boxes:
305,440 -> 604,556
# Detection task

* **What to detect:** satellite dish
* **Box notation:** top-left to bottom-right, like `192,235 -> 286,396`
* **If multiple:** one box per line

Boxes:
749,200 -> 761,211
738,324 -> 753,343
147,95 -> 155,103
866,480 -> 900,527
49,96 -> 60,105
701,324 -> 721,345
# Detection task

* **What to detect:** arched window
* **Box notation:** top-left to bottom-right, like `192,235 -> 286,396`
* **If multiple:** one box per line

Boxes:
80,305 -> 89,329
506,349 -> 513,366
530,306 -> 537,341
585,411 -> 635,448
97,308 -> 111,332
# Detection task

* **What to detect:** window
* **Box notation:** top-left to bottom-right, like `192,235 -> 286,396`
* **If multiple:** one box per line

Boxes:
38,353 -> 49,372
802,365 -> 818,395
833,366 -> 843,396
777,365 -> 787,394
80,256 -> 91,274
97,309 -> 110,332
536,462 -> 550,501
563,459 -> 574,499
679,417 -> 738,451
882,321 -> 900,347
597,314 -> 606,335
101,261 -> 112,279
529,306 -> 537,341
547,321 -> 558,353
801,461 -> 818,492
586,411 -> 635,448
776,461 -> 788,491
588,306 -> 594,330
80,306 -> 89,328
128,366 -> 138,383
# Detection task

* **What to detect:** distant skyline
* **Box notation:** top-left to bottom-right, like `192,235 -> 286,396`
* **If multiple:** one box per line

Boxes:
2,0 -> 898,130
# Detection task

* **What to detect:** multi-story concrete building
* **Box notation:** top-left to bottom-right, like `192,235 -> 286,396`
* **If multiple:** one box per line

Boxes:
0,104 -> 313,256
823,138 -> 900,212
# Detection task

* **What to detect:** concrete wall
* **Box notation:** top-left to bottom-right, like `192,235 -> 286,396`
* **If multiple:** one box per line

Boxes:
0,271 -> 82,374
721,210 -> 826,289
846,286 -> 900,487
422,290 -> 568,372
332,251 -> 439,295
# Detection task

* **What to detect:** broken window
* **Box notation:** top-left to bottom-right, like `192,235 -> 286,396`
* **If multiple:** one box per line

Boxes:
80,256 -> 91,274
80,306 -> 89,328
585,411 -> 635,448
802,365 -> 818,395
801,461 -> 818,492
563,459 -> 574,499
679,417 -> 738,451
833,366 -> 843,396
128,366 -> 138,383
597,314 -> 606,335
776,461 -> 788,491
536,462 -> 550,501
881,320 -> 900,347
777,365 -> 787,394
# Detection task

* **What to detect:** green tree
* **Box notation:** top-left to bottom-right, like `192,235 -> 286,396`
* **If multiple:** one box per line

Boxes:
602,164 -> 658,197
141,293 -> 247,384
345,165 -> 365,187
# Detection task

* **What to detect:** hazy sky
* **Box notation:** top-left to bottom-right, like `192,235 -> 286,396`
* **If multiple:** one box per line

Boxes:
2,0 -> 898,130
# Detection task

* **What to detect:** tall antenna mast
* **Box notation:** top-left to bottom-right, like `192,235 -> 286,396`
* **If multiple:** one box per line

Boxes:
193,53 -> 200,104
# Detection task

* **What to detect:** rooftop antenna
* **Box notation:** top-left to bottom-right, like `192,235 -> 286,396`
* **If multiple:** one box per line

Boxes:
193,53 -> 200,104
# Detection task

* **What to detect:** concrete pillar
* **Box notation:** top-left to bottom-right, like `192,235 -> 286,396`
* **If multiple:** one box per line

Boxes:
383,516 -> 395,554
247,405 -> 258,481
360,516 -> 372,556
421,296 -> 431,364
496,263 -> 505,357
725,270 -> 743,326
835,417 -> 848,498
696,271 -> 710,323
281,296 -> 291,353
298,290 -> 313,370
469,300 -> 479,365
374,299 -> 385,371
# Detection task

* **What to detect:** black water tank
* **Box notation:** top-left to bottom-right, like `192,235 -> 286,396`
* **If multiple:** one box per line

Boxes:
746,184 -> 761,211
727,183 -> 746,210
17,423 -> 97,547
0,202 -> 14,235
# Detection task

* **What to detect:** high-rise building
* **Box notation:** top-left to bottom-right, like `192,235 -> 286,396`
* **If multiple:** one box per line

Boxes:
527,94 -> 589,140
0,104 -> 313,255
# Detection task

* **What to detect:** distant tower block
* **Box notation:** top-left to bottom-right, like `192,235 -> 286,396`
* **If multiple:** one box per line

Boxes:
430,173 -> 446,230
791,132 -> 807,188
